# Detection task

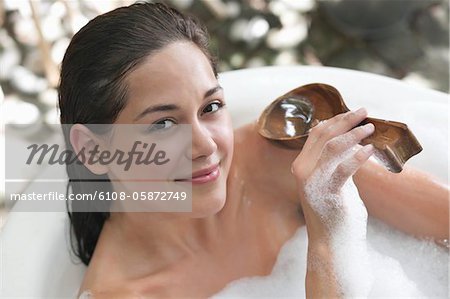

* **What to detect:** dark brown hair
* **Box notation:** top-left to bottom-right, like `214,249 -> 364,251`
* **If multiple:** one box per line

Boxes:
58,1 -> 217,266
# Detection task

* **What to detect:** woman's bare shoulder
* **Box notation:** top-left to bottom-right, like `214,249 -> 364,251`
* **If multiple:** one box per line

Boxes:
78,288 -> 154,299
78,288 -> 164,299
77,277 -> 168,299
233,121 -> 301,203
77,277 -> 145,299
233,121 -> 300,159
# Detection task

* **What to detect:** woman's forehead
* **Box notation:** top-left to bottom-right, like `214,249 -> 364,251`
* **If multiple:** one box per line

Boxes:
117,41 -> 219,122
126,41 -> 217,99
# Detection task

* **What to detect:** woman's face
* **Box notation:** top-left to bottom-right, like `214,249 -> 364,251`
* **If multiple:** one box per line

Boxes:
112,41 -> 234,217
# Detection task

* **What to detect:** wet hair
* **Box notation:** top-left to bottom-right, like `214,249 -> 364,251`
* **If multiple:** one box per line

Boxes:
58,1 -> 218,266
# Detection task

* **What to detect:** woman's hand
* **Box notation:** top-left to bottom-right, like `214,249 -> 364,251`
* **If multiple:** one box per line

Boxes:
292,108 -> 376,298
291,107 -> 375,242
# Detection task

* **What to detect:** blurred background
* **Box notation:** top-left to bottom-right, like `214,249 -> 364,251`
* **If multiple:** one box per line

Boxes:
0,0 -> 449,227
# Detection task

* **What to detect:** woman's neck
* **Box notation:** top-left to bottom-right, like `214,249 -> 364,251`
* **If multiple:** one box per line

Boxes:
90,210 -> 225,284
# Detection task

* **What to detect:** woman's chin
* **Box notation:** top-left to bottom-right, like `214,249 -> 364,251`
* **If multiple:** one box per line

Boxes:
188,167 -> 229,217
191,191 -> 227,218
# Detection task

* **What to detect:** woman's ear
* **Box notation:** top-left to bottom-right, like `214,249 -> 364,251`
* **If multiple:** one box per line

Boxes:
69,124 -> 109,175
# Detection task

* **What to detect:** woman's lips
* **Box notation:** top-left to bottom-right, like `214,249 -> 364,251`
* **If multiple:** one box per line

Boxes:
176,163 -> 220,185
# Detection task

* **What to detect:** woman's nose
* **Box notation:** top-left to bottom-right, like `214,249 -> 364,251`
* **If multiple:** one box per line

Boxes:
186,122 -> 217,160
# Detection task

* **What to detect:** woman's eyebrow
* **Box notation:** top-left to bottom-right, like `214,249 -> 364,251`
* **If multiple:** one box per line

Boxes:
134,104 -> 179,121
134,85 -> 223,121
204,85 -> 223,98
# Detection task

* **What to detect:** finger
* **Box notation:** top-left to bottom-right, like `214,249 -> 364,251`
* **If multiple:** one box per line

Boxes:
316,123 -> 375,168
304,108 -> 367,154
328,144 -> 375,193
302,107 -> 369,165
326,107 -> 368,129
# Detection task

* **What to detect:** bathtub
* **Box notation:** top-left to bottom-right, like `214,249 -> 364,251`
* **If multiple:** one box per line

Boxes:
1,66 -> 448,298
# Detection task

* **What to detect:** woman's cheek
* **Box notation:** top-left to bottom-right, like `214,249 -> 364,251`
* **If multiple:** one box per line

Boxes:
213,112 -> 234,164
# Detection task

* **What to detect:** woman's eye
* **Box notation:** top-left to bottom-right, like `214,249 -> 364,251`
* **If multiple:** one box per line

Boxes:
147,119 -> 176,133
203,101 -> 224,114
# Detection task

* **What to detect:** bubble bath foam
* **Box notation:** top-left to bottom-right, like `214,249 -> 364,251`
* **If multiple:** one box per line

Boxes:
212,192 -> 448,298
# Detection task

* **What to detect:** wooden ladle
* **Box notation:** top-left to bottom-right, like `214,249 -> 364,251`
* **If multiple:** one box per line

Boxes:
257,83 -> 422,173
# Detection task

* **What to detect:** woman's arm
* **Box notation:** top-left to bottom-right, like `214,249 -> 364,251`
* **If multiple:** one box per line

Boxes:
353,158 -> 450,242
305,241 -> 342,298
290,108 -> 376,298
243,118 -> 450,240
238,120 -> 449,242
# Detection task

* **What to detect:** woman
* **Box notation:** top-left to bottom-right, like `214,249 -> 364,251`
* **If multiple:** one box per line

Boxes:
58,2 -> 449,298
